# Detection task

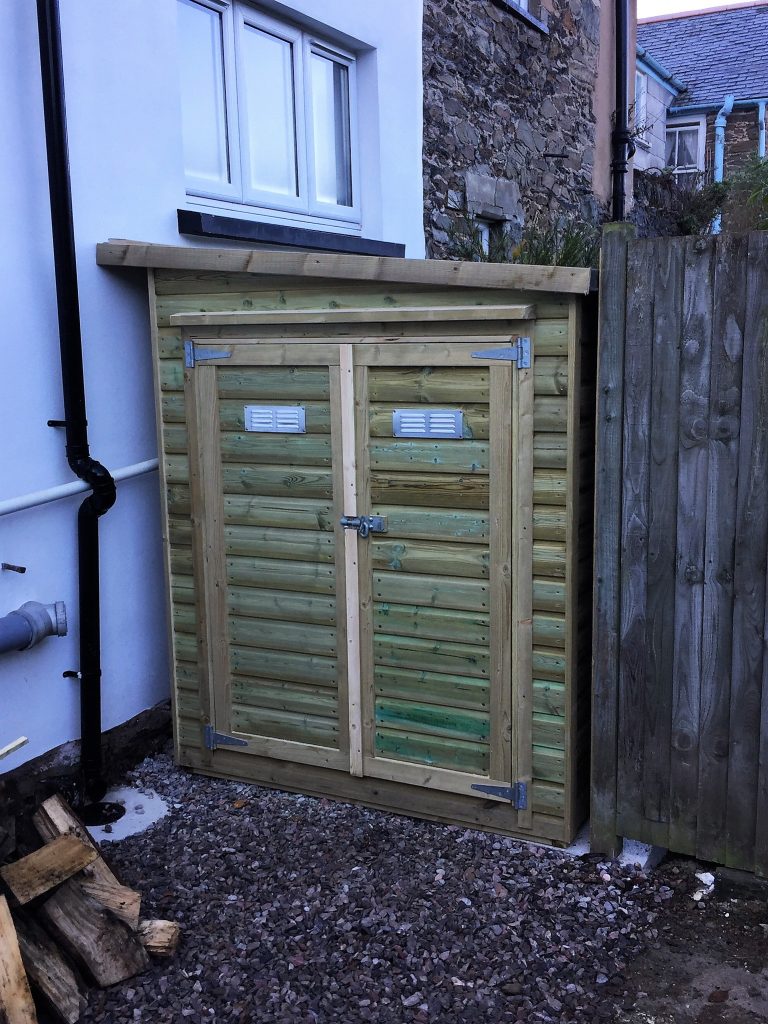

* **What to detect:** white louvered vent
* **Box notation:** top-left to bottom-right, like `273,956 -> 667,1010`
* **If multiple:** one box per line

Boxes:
392,409 -> 464,439
243,405 -> 306,433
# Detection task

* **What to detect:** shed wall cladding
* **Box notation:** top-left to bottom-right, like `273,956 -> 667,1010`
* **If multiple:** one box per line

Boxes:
97,244 -> 594,847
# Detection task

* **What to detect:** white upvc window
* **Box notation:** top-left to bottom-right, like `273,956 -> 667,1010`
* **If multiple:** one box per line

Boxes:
665,118 -> 705,184
634,70 -> 648,144
178,0 -> 360,223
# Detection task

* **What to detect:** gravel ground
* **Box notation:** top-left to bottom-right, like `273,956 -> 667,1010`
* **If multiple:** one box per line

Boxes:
77,752 -> 692,1024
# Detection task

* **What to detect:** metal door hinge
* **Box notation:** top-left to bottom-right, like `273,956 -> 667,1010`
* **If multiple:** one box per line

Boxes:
471,337 -> 531,369
471,781 -> 528,809
203,725 -> 248,751
184,342 -> 233,368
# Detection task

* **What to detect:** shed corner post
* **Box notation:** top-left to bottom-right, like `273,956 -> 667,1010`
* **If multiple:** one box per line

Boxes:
590,222 -> 636,858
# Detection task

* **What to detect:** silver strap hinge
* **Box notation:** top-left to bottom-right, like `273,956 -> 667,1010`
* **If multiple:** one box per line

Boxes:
203,725 -> 248,751
471,781 -> 528,809
471,337 -> 531,369
184,341 -> 233,368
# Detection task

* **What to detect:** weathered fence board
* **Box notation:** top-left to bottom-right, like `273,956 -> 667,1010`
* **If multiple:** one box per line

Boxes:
593,229 -> 768,875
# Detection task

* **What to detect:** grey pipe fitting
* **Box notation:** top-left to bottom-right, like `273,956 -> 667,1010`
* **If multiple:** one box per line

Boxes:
0,601 -> 67,654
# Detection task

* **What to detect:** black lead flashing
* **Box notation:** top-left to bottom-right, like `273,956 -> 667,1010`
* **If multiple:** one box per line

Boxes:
178,210 -> 406,258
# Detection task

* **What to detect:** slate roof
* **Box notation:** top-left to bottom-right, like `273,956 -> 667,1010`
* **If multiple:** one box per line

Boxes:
637,3 -> 768,109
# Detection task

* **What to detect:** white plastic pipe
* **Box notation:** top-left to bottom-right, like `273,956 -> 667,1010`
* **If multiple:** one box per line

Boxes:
0,459 -> 159,518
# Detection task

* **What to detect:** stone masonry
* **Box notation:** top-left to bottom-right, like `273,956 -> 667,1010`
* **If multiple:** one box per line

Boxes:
423,0 -> 603,258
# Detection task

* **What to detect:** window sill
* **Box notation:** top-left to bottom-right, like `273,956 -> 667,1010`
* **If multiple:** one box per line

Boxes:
490,0 -> 549,34
177,210 -> 405,258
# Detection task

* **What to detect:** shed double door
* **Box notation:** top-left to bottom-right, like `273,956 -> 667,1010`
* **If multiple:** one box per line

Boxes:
184,336 -> 533,813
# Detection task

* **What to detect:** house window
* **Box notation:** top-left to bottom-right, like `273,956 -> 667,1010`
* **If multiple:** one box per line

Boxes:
178,0 -> 359,223
634,71 -> 648,145
665,122 -> 702,184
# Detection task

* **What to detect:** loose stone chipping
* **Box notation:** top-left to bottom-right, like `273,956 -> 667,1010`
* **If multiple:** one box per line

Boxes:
423,0 -> 603,257
76,753 -> 692,1023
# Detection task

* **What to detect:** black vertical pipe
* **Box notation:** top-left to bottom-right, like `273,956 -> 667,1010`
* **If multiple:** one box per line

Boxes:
36,0 -> 116,804
610,0 -> 634,221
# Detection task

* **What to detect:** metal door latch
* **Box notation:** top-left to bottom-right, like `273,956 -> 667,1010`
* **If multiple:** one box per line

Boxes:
340,515 -> 388,539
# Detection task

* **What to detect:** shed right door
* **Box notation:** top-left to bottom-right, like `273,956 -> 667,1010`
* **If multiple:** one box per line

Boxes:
352,342 -> 534,811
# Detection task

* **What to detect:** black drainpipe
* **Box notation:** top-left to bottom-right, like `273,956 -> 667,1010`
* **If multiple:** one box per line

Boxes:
36,0 -> 121,821
610,0 -> 635,221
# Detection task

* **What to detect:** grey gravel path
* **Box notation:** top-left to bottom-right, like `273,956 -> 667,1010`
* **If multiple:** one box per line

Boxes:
79,752 -> 685,1023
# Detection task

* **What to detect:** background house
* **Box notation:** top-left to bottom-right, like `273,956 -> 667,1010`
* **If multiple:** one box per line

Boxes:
637,1 -> 768,183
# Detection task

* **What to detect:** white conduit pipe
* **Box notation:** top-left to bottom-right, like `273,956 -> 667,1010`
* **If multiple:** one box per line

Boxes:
0,459 -> 159,518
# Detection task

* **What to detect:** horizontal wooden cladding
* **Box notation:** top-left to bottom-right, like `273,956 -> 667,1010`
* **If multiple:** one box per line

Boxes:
369,403 -> 490,439
98,242 -> 592,294
368,366 -> 489,403
171,549 -> 335,594
376,697 -> 490,743
170,304 -> 536,326
173,579 -> 336,626
374,730 -> 489,775
371,539 -> 489,579
372,571 -> 489,612
163,394 -> 332,433
373,603 -> 490,645
369,439 -> 490,474
371,472 -> 489,508
374,633 -> 490,679
373,505 -> 489,543
231,678 -> 337,717
169,520 -> 334,563
173,605 -> 336,655
232,705 -> 339,748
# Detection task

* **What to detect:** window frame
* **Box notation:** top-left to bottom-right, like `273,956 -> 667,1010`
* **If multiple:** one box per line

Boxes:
665,116 -> 706,181
634,70 -> 649,148
180,0 -> 361,225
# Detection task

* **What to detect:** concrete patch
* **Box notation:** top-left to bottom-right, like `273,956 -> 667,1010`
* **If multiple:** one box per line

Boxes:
86,785 -> 168,843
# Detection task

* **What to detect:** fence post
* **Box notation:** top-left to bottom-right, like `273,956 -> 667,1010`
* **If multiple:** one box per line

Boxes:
591,223 -> 636,857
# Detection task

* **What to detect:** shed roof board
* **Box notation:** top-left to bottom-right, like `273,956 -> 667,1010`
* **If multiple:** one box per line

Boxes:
637,4 -> 768,109
96,241 -> 592,295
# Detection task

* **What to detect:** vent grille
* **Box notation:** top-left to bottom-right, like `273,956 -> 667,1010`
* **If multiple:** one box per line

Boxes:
392,409 -> 464,439
244,406 -> 306,434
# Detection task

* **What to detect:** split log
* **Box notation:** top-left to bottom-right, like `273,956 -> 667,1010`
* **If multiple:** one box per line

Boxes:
0,836 -> 98,905
138,919 -> 181,958
0,895 -> 37,1023
13,913 -> 85,1024
38,881 -> 149,988
32,796 -> 141,927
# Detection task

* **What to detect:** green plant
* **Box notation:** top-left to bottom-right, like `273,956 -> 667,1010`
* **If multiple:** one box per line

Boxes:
447,215 -> 514,263
723,156 -> 768,231
633,169 -> 728,236
447,212 -> 598,267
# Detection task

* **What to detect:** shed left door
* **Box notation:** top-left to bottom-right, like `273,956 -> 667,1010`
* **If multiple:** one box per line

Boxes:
184,343 -> 350,771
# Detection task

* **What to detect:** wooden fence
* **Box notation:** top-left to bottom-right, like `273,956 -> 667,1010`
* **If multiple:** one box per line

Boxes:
592,226 -> 768,874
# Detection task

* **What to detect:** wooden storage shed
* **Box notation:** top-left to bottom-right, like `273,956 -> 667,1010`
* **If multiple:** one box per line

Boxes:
98,242 -> 594,847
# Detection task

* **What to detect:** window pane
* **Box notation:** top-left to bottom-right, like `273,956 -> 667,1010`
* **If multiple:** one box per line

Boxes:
241,25 -> 298,197
678,129 -> 698,168
178,0 -> 230,185
665,131 -> 676,167
310,52 -> 352,207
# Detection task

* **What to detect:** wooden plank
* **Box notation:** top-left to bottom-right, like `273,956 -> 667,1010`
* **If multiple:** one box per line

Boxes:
368,439 -> 490,474
373,571 -> 489,612
170,304 -> 536,325
375,729 -> 489,774
78,880 -> 141,930
189,342 -> 342,366
668,236 -> 715,856
226,616 -> 336,656
97,241 -> 593,293
217,366 -> 330,400
0,737 -> 28,762
374,666 -> 489,711
489,364 -> 513,785
372,505 -> 490,544
0,897 -> 37,1024
220,495 -> 333,530
219,434 -> 333,466
226,586 -> 336,626
329,363 -> 351,758
375,698 -> 489,743
368,366 -> 489,403
591,223 -> 635,856
232,706 -> 339,746
696,234 -> 746,863
0,836 -> 98,905
221,464 -> 334,500
38,881 -> 149,988
373,603 -> 489,645
169,553 -> 336,594
615,237 -> 655,843
340,345 -> 363,777
373,634 -> 489,679
727,231 -> 768,871
513,329 -> 535,830
13,912 -> 85,1024
168,521 -> 336,563
371,472 -> 489,508
371,539 -> 489,578
232,678 -> 338,717
229,646 -> 337,687
138,920 -> 181,959
641,237 -> 684,839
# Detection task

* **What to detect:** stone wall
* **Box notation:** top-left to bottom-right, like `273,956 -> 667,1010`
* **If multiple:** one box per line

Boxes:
704,109 -> 766,179
423,0 -> 603,258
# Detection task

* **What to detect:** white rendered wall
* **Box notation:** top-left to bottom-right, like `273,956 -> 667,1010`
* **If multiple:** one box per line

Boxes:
0,0 -> 424,772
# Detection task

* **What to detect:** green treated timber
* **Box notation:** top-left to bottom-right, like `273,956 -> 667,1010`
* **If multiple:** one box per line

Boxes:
228,615 -> 337,657
533,680 -> 566,717
170,550 -> 336,593
373,571 -> 489,612
374,666 -> 490,711
230,645 -> 338,687
157,361 -> 331,399
228,586 -> 336,626
368,367 -> 489,404
369,439 -> 490,474
232,705 -> 340,746
533,713 -> 566,750
222,463 -> 333,500
374,728 -> 489,774
533,357 -> 568,397
231,679 -> 338,718
531,782 -> 566,816
533,396 -> 568,433
369,404 -> 490,440
371,473 -> 489,508
533,745 -> 566,784
533,647 -> 566,682
167,489 -> 334,531
170,394 -> 330,434
373,602 -> 490,645
220,434 -> 333,466
373,634 -> 490,679
168,520 -> 335,563
533,578 -> 567,613
533,434 -> 568,470
533,507 -> 567,542
533,542 -> 567,579
373,505 -> 490,544
533,613 -> 566,649
375,697 -> 490,743
371,539 -> 489,579
533,471 -> 567,506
